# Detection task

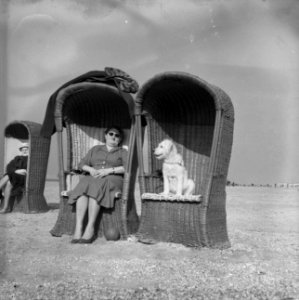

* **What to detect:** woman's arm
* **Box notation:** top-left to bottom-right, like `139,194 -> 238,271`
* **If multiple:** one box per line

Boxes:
6,157 -> 18,174
106,148 -> 127,176
81,165 -> 98,177
95,166 -> 125,178
80,164 -> 124,177
112,166 -> 125,174
14,169 -> 27,175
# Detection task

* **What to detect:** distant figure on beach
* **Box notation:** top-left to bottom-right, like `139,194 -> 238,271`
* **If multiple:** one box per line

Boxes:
63,126 -> 127,244
0,142 -> 29,213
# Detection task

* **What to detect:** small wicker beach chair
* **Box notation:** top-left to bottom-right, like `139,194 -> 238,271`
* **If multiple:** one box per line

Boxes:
2,121 -> 50,213
40,68 -> 139,238
133,72 -> 234,249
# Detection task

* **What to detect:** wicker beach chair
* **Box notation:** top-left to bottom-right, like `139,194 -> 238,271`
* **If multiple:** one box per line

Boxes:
41,68 -> 139,238
2,121 -> 50,213
133,72 -> 234,249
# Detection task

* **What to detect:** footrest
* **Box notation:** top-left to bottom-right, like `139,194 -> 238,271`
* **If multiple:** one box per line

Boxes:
141,193 -> 202,202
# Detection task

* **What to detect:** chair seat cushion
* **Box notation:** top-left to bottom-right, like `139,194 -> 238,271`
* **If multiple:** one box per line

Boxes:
141,192 -> 202,203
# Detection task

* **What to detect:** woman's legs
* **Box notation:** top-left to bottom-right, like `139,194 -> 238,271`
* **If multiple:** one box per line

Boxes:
0,179 -> 12,213
73,195 -> 89,239
0,175 -> 9,190
81,197 -> 100,240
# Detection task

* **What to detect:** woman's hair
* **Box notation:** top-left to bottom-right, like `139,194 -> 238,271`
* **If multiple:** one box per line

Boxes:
105,126 -> 124,144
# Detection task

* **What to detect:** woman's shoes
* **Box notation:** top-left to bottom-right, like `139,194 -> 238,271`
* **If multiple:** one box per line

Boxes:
70,235 -> 96,244
61,191 -> 69,197
115,191 -> 122,198
70,239 -> 81,244
80,235 -> 96,244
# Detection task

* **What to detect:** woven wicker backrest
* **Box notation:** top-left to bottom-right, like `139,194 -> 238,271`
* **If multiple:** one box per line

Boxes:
4,138 -> 27,169
145,121 -> 214,195
4,122 -> 30,169
53,83 -> 132,171
66,122 -> 130,171
4,121 -> 50,188
136,72 -> 234,196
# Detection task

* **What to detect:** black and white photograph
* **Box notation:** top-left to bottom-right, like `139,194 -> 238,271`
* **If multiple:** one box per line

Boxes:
0,0 -> 298,298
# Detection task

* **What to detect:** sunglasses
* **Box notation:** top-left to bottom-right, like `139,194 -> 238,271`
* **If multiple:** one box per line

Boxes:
108,132 -> 120,138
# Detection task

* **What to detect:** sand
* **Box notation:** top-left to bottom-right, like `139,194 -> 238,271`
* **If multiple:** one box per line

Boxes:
0,183 -> 298,299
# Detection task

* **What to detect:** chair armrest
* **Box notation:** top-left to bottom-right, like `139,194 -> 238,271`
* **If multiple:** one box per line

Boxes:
64,169 -> 88,176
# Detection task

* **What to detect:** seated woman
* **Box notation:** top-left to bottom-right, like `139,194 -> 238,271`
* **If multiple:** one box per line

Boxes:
65,126 -> 127,244
0,142 -> 29,213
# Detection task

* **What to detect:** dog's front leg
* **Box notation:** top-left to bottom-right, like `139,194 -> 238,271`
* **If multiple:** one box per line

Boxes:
162,173 -> 170,195
176,174 -> 184,195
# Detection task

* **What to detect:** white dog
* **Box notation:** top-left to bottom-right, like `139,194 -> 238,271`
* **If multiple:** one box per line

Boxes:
154,139 -> 195,196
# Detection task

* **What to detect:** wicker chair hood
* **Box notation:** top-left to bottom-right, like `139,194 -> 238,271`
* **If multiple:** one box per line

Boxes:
54,82 -> 133,131
135,71 -> 233,116
41,68 -> 139,137
5,121 -> 41,140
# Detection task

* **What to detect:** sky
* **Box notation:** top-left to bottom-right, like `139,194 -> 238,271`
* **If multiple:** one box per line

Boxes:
0,0 -> 298,185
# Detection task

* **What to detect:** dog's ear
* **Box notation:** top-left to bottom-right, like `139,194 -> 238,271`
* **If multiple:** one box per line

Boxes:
170,142 -> 177,154
165,140 -> 173,153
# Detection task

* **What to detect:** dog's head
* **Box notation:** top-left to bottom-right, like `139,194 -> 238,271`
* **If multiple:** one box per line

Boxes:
154,139 -> 175,160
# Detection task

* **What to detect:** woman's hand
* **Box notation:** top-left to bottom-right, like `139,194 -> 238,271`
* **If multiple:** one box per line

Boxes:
89,168 -> 109,178
94,169 -> 110,178
89,168 -> 99,177
82,165 -> 98,177
83,165 -> 124,178
15,169 -> 27,175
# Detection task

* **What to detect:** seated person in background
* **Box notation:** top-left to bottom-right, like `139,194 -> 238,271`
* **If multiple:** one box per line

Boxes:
0,142 -> 29,213
65,126 -> 127,244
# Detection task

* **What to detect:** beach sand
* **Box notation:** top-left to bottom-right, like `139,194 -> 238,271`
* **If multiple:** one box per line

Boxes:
0,183 -> 298,299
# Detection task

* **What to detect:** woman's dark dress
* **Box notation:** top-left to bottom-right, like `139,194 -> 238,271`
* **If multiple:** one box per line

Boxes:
68,145 -> 127,208
5,155 -> 28,196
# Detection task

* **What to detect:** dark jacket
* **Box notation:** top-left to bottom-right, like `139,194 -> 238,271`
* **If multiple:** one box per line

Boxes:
6,155 -> 28,195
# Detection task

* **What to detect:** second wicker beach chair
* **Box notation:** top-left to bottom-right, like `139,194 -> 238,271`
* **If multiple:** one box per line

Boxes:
41,68 -> 140,238
3,120 -> 50,213
133,71 -> 234,249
